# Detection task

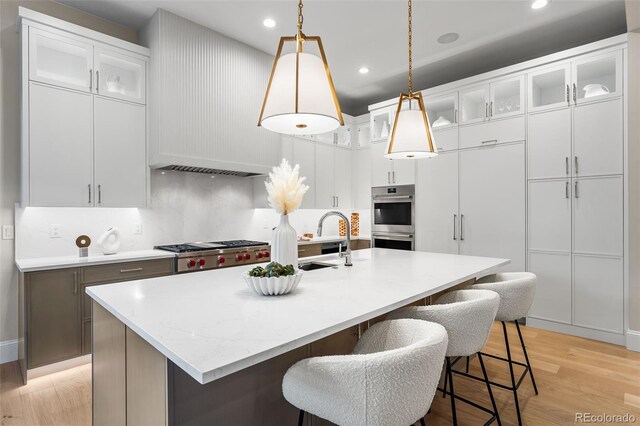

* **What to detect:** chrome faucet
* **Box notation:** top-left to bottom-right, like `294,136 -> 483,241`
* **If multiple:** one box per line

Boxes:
317,211 -> 352,266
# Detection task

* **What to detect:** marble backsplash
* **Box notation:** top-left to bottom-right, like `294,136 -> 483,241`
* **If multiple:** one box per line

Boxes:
15,169 -> 370,258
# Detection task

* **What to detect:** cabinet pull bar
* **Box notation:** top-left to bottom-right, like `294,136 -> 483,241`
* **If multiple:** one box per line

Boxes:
572,83 -> 577,104
454,109 -> 458,124
98,185 -> 101,204
565,157 -> 569,175
490,101 -> 493,117
88,184 -> 92,204
565,181 -> 569,199
574,156 -> 579,174
566,84 -> 570,104
387,171 -> 390,184
574,181 -> 579,198
453,214 -> 457,241
96,70 -> 100,93
120,268 -> 143,273
460,214 -> 464,241
481,139 -> 498,145
336,196 -> 339,208
89,69 -> 92,91
485,102 -> 488,118
73,272 -> 78,295
392,171 -> 396,183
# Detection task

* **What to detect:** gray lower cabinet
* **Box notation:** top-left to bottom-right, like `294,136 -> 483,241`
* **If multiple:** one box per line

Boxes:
27,268 -> 81,368
20,258 -> 174,376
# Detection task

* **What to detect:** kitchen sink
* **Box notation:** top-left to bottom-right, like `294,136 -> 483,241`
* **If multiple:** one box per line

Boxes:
298,262 -> 338,271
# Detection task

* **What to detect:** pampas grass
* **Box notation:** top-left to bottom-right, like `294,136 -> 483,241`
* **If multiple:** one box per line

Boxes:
265,159 -> 309,215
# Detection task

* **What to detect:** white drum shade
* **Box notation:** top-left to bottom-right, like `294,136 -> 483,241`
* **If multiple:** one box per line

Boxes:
385,102 -> 438,159
260,52 -> 342,135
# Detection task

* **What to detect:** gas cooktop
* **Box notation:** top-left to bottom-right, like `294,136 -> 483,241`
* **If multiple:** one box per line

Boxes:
155,240 -> 269,253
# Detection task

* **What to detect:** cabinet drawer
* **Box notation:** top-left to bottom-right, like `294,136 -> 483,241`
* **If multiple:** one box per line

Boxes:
459,116 -> 525,149
433,128 -> 458,152
82,258 -> 173,284
298,244 -> 322,258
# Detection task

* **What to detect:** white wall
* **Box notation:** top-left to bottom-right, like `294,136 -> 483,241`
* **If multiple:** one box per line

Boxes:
15,170 -> 366,259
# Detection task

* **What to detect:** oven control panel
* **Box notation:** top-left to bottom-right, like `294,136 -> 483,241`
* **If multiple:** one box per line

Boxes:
178,247 -> 271,273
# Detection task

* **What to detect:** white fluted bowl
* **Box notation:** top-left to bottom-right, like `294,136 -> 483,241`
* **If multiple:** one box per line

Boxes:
243,271 -> 303,296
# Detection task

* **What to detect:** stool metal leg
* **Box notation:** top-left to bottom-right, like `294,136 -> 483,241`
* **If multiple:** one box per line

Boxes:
515,320 -> 538,395
446,357 -> 458,426
442,364 -> 448,398
420,418 -> 426,426
298,409 -> 305,426
502,321 -> 523,426
478,352 -> 501,426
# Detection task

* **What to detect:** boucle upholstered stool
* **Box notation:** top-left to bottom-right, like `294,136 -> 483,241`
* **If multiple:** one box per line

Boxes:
388,289 -> 501,426
282,319 -> 448,426
470,272 -> 538,426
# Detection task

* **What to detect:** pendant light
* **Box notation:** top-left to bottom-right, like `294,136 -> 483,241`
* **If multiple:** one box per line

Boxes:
258,0 -> 344,135
385,0 -> 437,159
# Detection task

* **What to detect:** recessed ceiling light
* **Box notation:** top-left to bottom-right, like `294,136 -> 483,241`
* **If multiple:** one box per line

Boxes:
263,18 -> 276,28
358,67 -> 370,74
437,32 -> 460,44
531,0 -> 548,9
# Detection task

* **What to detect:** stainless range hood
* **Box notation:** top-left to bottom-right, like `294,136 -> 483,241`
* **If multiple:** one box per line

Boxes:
158,165 -> 263,177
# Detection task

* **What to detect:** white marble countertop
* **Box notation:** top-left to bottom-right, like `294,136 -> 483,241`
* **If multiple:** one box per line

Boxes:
297,235 -> 370,245
15,250 -> 175,272
87,248 -> 508,385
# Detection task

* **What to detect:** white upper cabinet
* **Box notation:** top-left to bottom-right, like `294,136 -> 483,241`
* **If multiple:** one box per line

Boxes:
333,147 -> 352,208
370,107 -> 394,142
94,47 -> 146,104
335,126 -> 352,147
528,64 -> 571,113
370,142 -> 394,187
426,93 -> 458,130
528,108 -> 571,179
460,84 -> 489,125
94,97 -> 147,207
352,147 -> 371,209
573,98 -> 623,177
391,160 -> 415,186
572,51 -> 622,105
292,139 -> 316,209
315,143 -> 335,209
489,76 -> 524,119
29,83 -> 94,207
29,28 -> 93,93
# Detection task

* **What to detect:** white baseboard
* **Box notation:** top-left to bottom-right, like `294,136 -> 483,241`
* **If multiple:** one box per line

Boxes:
0,339 -> 18,364
627,329 -> 640,352
526,317 -> 626,345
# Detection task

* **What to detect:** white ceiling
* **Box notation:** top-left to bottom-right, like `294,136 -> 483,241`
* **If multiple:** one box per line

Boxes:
57,0 -> 627,114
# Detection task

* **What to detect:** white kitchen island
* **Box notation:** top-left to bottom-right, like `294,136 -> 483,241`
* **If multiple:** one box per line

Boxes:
88,248 -> 508,425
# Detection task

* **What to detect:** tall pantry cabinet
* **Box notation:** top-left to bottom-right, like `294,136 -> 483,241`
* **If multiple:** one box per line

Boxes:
527,49 -> 625,341
19,8 -> 149,207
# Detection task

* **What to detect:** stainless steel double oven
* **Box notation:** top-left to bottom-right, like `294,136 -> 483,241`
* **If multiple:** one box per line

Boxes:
371,185 -> 415,251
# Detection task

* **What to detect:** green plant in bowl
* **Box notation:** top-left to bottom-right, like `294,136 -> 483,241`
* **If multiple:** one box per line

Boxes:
248,262 -> 295,278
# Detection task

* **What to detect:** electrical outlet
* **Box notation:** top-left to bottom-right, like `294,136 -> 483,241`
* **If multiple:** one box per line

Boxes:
2,225 -> 14,240
134,222 -> 142,235
49,224 -> 61,238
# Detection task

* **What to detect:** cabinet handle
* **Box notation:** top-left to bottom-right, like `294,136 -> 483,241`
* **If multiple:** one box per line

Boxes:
336,196 -> 339,208
453,214 -> 457,241
572,83 -> 577,104
574,181 -> 579,198
88,184 -> 92,204
387,171 -> 391,184
73,272 -> 78,295
460,214 -> 464,241
565,157 -> 569,175
454,109 -> 458,124
481,139 -> 498,145
485,102 -> 488,118
565,181 -> 569,199
490,101 -> 493,117
89,69 -> 93,91
98,185 -> 102,204
96,70 -> 100,93
566,84 -> 570,104
120,267 -> 143,273
574,156 -> 579,174
392,171 -> 396,184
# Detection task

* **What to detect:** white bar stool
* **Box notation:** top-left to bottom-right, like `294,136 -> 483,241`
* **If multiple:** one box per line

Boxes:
470,272 -> 538,426
282,319 -> 448,426
388,289 -> 502,426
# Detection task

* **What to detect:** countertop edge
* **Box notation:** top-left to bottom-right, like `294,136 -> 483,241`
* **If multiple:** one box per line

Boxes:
15,250 -> 176,273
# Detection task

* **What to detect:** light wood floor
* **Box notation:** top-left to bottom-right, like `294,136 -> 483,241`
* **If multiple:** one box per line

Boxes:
1,324 -> 639,425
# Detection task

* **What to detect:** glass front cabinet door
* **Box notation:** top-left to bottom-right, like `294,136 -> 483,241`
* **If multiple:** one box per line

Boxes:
94,47 -> 146,104
528,64 -> 571,113
29,28 -> 93,93
426,93 -> 458,130
572,50 -> 622,105
490,76 -> 524,119
460,85 -> 489,125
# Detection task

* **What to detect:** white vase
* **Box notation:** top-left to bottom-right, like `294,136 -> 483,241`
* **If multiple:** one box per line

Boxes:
272,215 -> 298,269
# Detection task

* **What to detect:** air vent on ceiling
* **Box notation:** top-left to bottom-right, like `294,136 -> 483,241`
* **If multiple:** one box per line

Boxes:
159,165 -> 262,177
